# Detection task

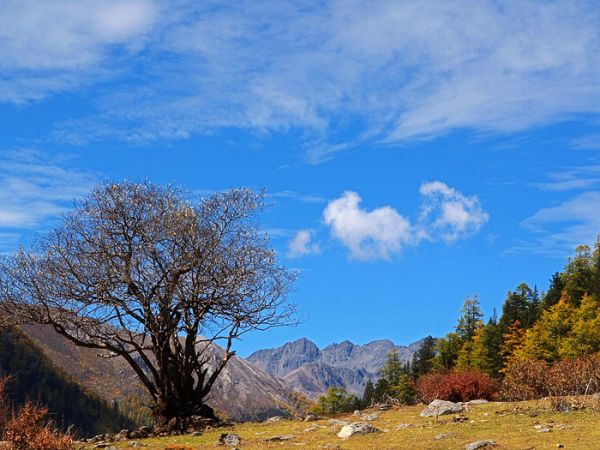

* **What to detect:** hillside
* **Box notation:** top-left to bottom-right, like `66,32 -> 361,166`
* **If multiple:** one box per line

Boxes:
21,324 -> 311,422
0,326 -> 134,437
248,338 -> 424,398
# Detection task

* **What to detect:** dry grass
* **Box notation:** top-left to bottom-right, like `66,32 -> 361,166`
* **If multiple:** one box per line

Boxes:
89,397 -> 600,449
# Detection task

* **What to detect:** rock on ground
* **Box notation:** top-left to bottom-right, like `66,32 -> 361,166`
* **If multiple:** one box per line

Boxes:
465,440 -> 496,450
337,422 -> 381,439
420,399 -> 463,417
219,433 -> 241,446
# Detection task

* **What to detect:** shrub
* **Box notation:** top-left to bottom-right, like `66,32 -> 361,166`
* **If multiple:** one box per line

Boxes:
500,353 -> 600,400
416,369 -> 497,403
0,377 -> 73,450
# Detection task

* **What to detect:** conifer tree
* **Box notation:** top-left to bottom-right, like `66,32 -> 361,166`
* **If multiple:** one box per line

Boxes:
411,336 -> 436,378
456,295 -> 483,341
361,380 -> 375,408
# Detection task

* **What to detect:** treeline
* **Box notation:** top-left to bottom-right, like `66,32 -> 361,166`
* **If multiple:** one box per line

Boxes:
316,239 -> 600,413
0,326 -> 135,437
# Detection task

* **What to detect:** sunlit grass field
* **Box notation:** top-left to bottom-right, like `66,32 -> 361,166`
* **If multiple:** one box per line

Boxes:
88,397 -> 600,449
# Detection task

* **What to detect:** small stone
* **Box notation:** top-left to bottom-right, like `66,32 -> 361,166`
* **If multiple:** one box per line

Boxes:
465,440 -> 496,450
467,399 -> 489,405
353,410 -> 362,415
363,413 -> 379,421
395,423 -> 413,430
327,419 -> 349,427
219,433 -> 241,446
434,433 -> 456,440
265,434 -> 295,442
304,413 -> 319,421
265,416 -> 283,423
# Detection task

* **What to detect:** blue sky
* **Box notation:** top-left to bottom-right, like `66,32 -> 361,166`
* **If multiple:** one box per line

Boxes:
2,1 -> 600,356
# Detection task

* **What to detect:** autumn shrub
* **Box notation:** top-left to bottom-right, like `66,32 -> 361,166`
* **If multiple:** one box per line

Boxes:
0,377 -> 73,450
416,369 -> 497,403
500,353 -> 600,400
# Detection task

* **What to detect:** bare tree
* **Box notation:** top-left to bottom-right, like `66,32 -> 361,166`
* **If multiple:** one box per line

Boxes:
0,182 -> 296,428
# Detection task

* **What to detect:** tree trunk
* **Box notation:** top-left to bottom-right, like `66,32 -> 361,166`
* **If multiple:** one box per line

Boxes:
153,393 -> 218,433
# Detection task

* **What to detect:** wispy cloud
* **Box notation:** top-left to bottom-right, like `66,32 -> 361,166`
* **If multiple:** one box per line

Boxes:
3,1 -> 600,157
321,182 -> 488,260
0,150 -> 97,249
531,166 -> 600,192
519,191 -> 600,257
571,133 -> 600,150
0,0 -> 158,103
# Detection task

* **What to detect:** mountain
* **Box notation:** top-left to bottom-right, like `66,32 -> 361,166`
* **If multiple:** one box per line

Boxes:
0,326 -> 135,437
19,324 -> 311,423
247,338 -> 425,398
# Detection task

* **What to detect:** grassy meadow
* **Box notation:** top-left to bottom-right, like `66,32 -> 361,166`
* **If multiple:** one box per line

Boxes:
86,397 -> 600,449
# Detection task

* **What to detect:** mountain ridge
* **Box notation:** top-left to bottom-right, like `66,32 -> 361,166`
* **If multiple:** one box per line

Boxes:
248,337 -> 425,398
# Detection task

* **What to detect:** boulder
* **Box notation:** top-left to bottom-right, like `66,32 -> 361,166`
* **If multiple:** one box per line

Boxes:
465,440 -> 496,450
337,422 -> 381,439
420,399 -> 463,417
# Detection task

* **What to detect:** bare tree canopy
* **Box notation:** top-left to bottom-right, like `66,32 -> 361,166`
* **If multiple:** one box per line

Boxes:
0,182 -> 296,427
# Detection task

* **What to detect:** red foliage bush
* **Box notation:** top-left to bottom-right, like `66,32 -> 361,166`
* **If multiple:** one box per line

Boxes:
500,353 -> 600,401
416,369 -> 497,403
0,377 -> 73,450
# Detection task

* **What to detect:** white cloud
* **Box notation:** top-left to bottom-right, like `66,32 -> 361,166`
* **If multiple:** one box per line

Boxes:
323,191 -> 413,260
322,183 -> 488,260
2,1 -> 600,155
287,229 -> 320,259
419,181 -> 489,242
0,150 -> 97,249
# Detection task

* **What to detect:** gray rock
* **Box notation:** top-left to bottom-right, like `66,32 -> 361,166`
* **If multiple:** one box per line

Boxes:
219,433 -> 241,446
395,423 -> 414,430
466,440 -> 496,450
420,399 -> 463,417
337,422 -> 381,439
363,413 -> 379,421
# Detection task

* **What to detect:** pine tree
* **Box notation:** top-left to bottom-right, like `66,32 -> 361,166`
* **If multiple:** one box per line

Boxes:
380,350 -> 403,387
432,332 -> 462,371
361,380 -> 375,408
411,336 -> 436,378
541,272 -> 565,310
456,295 -> 483,341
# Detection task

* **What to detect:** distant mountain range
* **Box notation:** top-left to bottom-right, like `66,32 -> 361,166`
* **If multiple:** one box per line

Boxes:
247,338 -> 425,398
